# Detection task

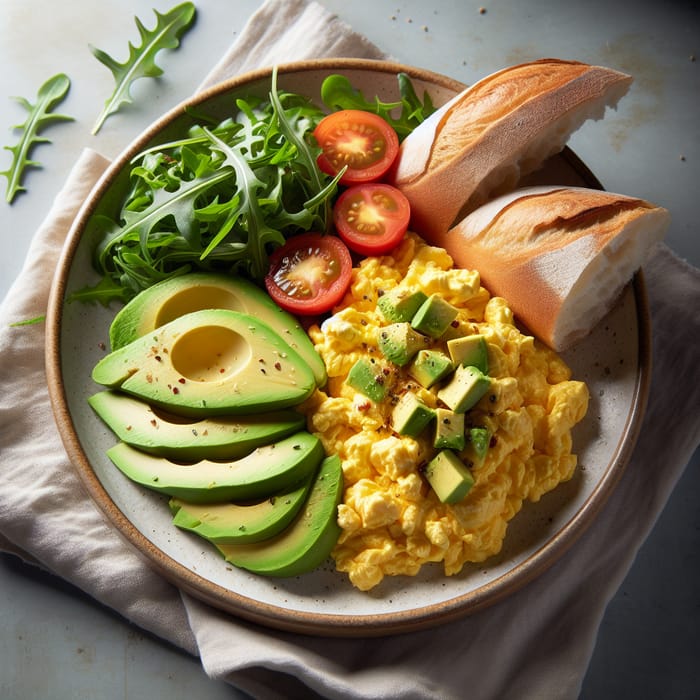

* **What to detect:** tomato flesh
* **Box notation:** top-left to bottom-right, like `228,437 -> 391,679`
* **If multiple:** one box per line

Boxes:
314,110 -> 399,184
265,233 -> 352,315
333,183 -> 411,256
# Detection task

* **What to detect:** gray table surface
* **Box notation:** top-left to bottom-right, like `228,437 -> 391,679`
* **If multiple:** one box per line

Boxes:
1,1 -> 698,698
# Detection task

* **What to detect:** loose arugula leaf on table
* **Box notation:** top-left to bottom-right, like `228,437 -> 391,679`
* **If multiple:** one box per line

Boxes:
320,73 -> 437,141
90,2 -> 197,134
8,315 -> 46,327
1,73 -> 73,204
73,74 -> 339,305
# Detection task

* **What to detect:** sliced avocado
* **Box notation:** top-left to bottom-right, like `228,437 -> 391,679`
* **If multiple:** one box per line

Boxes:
216,453 -> 343,577
392,391 -> 435,438
169,477 -> 312,544
408,349 -> 453,388
437,365 -> 491,413
346,357 -> 389,403
109,272 -> 326,387
377,287 -> 428,323
92,309 -> 316,417
433,408 -> 465,451
378,322 -> 430,367
88,390 -> 305,460
105,431 -> 324,503
423,450 -> 475,504
447,334 -> 489,374
410,294 -> 459,339
464,426 -> 491,468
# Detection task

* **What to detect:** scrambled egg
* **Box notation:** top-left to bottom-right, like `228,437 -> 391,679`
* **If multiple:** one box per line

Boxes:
299,233 -> 589,591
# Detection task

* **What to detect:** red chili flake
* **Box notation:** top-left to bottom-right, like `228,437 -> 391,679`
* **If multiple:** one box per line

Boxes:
489,435 -> 498,448
219,368 -> 225,373
451,320 -> 460,328
172,386 -> 180,394
274,362 -> 282,371
154,355 -> 162,362
178,377 -> 186,384
98,341 -> 106,351
150,419 -> 157,427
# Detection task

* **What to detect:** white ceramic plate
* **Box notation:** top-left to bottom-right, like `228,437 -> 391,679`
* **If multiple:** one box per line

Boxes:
46,59 -> 651,637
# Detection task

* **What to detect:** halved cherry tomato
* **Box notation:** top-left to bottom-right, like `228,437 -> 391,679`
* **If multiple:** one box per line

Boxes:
264,233 -> 353,316
314,110 -> 399,184
333,183 -> 411,256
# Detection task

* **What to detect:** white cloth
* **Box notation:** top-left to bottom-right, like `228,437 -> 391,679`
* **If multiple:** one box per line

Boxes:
1,1 -> 698,698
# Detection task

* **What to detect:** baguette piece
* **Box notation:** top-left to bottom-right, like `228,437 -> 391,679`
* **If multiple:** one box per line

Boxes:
442,186 -> 670,351
389,59 -> 633,240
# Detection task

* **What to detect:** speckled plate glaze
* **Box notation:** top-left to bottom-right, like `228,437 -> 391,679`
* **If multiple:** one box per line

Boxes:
45,59 -> 651,637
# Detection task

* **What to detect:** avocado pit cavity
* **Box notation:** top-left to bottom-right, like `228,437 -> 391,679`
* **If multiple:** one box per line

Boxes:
154,285 -> 243,328
170,324 -> 251,382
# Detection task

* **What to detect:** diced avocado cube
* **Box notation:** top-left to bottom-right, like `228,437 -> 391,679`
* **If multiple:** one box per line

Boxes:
346,358 -> 389,403
378,322 -> 431,367
410,294 -> 459,339
392,392 -> 435,438
408,349 -> 454,388
464,427 -> 491,467
437,364 -> 491,413
423,450 -> 475,504
377,287 -> 428,323
433,408 -> 466,450
447,334 -> 489,374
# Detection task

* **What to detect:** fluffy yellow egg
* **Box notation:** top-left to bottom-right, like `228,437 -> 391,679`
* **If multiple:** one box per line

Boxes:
299,233 -> 589,592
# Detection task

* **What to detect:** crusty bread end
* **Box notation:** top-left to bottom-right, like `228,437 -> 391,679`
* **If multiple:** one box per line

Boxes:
444,186 -> 670,350
390,59 -> 633,242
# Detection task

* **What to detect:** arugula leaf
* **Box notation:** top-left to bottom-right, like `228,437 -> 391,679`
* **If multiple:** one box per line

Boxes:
9,315 -> 46,327
202,127 -> 286,281
73,80 -> 338,305
73,72 -> 433,306
90,2 -> 197,134
320,73 -> 436,140
1,73 -> 73,203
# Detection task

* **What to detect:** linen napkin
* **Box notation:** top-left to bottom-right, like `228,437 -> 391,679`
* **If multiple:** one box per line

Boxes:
1,1 -> 699,698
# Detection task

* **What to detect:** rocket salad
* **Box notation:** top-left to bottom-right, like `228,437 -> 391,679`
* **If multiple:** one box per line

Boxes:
73,70 -> 436,307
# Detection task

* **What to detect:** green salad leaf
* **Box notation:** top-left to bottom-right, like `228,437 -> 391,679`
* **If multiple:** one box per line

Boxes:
1,73 -> 74,204
90,2 -> 197,134
8,315 -> 46,327
75,69 -> 339,304
74,71 -> 434,306
320,72 -> 437,140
